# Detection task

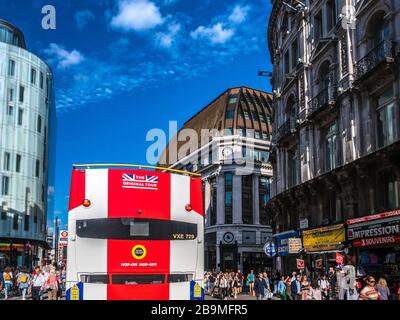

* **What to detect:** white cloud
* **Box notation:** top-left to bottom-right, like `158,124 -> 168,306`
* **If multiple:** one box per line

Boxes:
44,43 -> 84,69
191,23 -> 234,44
75,10 -> 95,30
111,0 -> 164,31
228,4 -> 251,24
156,23 -> 181,48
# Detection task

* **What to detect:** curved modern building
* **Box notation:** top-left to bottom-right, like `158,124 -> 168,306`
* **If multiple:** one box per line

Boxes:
267,0 -> 400,275
160,87 -> 275,274
0,20 -> 54,269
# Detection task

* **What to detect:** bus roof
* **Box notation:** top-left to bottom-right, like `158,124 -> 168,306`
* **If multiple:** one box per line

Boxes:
72,164 -> 201,177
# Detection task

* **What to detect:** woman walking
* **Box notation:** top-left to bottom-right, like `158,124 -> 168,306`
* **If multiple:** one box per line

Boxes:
301,275 -> 311,300
246,270 -> 255,297
2,267 -> 13,299
284,276 -> 293,300
17,268 -> 31,300
46,268 -> 59,300
376,278 -> 390,300
359,276 -> 380,300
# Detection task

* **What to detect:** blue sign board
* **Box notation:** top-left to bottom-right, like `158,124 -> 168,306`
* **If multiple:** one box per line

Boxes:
190,280 -> 204,300
263,242 -> 276,257
274,231 -> 300,257
66,282 -> 84,300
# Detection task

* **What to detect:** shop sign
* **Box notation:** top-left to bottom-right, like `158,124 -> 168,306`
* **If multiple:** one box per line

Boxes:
302,224 -> 345,253
315,259 -> 323,269
288,238 -> 302,254
335,253 -> 344,265
274,231 -> 300,257
296,259 -> 305,269
353,234 -> 400,247
299,218 -> 309,230
263,242 -> 276,257
347,210 -> 400,248
59,230 -> 68,244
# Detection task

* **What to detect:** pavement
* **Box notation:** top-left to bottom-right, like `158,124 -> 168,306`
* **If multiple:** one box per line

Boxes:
205,293 -> 281,301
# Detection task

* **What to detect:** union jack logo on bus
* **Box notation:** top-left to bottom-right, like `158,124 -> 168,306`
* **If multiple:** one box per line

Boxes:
122,173 -> 159,190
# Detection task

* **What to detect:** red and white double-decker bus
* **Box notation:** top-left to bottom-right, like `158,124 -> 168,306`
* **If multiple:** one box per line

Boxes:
65,164 -> 204,300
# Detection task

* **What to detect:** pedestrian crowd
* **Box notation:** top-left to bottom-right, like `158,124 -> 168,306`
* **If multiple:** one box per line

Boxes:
0,264 -> 66,300
204,267 -> 400,300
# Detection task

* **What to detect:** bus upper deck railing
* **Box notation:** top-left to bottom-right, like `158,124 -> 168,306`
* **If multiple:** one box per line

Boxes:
72,164 -> 201,177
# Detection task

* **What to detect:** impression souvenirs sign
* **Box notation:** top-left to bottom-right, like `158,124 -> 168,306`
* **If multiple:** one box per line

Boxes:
347,210 -> 400,247
302,224 -> 345,252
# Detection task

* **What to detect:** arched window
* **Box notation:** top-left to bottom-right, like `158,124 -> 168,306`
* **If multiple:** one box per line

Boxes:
286,95 -> 297,129
365,11 -> 389,51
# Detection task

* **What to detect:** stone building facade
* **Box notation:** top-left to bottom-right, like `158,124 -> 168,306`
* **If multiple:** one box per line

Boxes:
267,0 -> 400,274
160,87 -> 275,274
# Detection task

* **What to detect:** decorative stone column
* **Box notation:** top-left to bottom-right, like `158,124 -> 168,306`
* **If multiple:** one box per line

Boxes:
216,174 -> 225,225
204,179 -> 211,227
232,175 -> 242,224
253,174 -> 260,225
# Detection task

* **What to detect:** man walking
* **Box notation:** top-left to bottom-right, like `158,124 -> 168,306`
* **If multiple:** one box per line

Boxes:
255,273 -> 267,300
291,274 -> 302,300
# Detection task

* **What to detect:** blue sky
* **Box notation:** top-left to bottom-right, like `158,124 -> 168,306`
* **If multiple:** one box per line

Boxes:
1,0 -> 273,231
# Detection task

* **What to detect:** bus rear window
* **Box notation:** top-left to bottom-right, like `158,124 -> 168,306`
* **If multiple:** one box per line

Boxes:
167,274 -> 193,283
130,221 -> 149,237
112,274 -> 165,285
80,274 -> 109,284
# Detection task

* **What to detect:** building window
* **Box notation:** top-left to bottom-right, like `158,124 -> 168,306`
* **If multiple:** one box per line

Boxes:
251,111 -> 259,121
237,128 -> 245,137
2,176 -> 9,195
13,213 -> 18,230
31,68 -> 37,85
1,211 -> 6,220
8,88 -> 14,102
18,108 -> 23,125
288,147 -> 297,188
225,172 -> 233,224
242,175 -> 253,224
16,154 -> 21,173
7,105 -> 13,116
40,72 -> 44,89
42,185 -> 45,202
225,111 -> 234,120
8,59 -> 15,76
24,214 -> 29,231
324,190 -> 336,223
210,178 -> 217,226
228,95 -> 238,105
19,85 -> 24,103
35,160 -> 40,178
284,50 -> 290,74
314,10 -> 323,44
259,177 -> 270,225
325,122 -> 338,172
246,130 -> 254,139
3,152 -> 10,171
327,0 -> 338,31
383,172 -> 399,211
243,111 -> 250,120
37,115 -> 42,133
242,231 -> 256,244
291,38 -> 298,69
377,87 -> 395,149
262,132 -> 269,140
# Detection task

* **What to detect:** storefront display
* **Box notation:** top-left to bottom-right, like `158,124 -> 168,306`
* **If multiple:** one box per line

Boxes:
346,210 -> 400,291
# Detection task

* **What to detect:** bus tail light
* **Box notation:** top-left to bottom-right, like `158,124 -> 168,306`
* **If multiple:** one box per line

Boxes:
82,199 -> 91,208
185,204 -> 192,212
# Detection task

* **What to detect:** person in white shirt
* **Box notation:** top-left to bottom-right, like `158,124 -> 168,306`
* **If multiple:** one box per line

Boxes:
319,275 -> 330,300
31,267 -> 46,300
